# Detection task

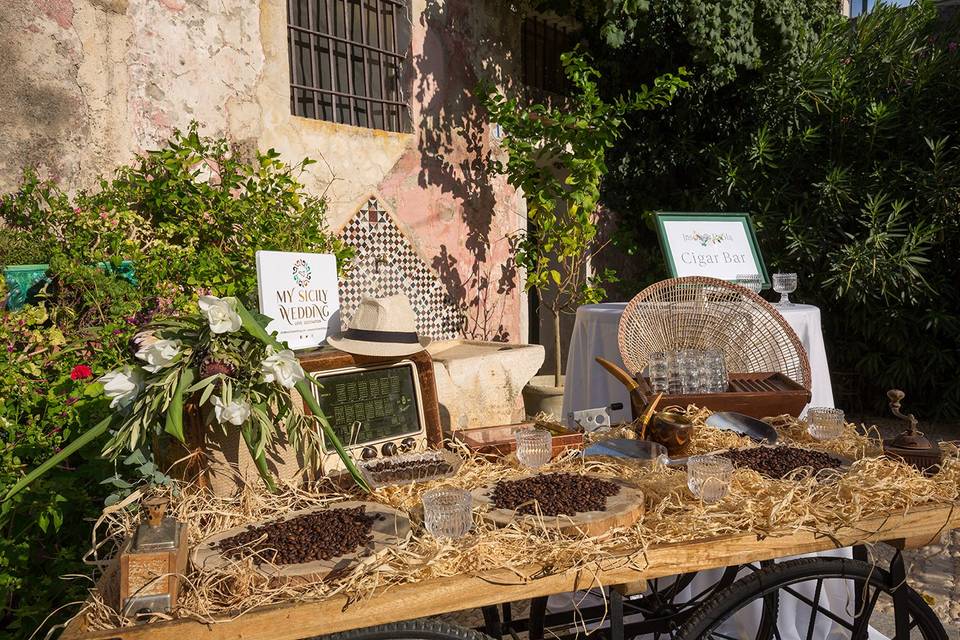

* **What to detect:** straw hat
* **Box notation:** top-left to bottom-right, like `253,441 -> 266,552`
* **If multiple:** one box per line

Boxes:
327,294 -> 429,357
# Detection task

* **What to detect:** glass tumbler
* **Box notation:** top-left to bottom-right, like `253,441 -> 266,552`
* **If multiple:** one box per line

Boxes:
773,273 -> 798,306
736,273 -> 762,294
677,349 -> 704,394
422,487 -> 473,539
687,455 -> 734,504
648,351 -> 670,393
806,407 -> 845,441
515,428 -> 552,468
703,349 -> 728,393
666,350 -> 683,394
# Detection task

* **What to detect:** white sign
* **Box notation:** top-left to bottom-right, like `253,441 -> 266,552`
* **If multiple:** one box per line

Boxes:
656,214 -> 767,285
256,251 -> 340,350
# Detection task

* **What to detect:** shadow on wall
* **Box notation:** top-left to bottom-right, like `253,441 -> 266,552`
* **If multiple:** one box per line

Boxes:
414,0 -> 518,342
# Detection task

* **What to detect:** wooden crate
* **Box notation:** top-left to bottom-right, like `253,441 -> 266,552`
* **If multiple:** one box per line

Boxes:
634,372 -> 811,419
453,422 -> 583,459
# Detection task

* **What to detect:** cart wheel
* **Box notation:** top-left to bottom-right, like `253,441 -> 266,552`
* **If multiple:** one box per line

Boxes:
313,619 -> 496,640
675,557 -> 948,640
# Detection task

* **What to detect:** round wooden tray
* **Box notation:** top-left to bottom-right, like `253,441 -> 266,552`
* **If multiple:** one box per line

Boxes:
191,501 -> 410,580
472,475 -> 644,536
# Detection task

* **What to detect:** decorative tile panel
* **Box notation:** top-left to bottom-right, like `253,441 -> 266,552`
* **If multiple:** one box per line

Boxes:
338,197 -> 464,340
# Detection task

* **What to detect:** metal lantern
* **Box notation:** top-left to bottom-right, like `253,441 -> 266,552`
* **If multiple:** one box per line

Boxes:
118,495 -> 188,617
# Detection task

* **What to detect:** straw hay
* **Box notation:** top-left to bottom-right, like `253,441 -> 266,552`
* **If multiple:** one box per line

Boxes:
76,412 -> 960,632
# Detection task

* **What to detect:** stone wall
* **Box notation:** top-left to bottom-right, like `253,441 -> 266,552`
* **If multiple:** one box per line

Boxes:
0,0 -> 527,343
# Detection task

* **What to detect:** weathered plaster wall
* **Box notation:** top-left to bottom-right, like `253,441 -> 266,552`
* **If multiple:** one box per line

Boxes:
0,0 -> 526,343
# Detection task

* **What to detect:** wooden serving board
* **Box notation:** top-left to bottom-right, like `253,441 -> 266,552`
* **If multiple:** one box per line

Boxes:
191,501 -> 410,581
472,476 -> 644,536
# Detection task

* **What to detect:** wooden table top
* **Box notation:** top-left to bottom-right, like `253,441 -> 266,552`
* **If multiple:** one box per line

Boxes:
59,501 -> 960,640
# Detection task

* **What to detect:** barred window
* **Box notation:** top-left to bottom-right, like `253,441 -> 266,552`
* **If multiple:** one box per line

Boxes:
521,15 -> 578,95
288,0 -> 410,132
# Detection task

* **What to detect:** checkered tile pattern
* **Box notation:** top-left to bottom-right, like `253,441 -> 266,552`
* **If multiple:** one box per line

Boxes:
338,197 -> 464,339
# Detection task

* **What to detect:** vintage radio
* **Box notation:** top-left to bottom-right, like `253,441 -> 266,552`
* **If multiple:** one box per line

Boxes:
297,346 -> 444,474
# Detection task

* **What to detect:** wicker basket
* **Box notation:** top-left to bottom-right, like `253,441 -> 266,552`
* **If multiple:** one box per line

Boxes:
618,276 -> 811,389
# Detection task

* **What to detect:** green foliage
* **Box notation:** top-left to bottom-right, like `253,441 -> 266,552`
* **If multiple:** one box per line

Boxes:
706,2 -> 960,415
587,0 -> 960,415
0,123 -> 347,636
1,123 -> 353,309
481,51 -> 686,379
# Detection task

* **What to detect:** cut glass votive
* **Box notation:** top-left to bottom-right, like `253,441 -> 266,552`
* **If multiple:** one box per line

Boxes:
806,407 -> 845,441
516,428 -> 552,469
422,487 -> 473,539
687,455 -> 734,504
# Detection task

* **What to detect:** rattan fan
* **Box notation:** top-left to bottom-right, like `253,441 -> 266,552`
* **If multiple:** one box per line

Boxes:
617,276 -> 811,389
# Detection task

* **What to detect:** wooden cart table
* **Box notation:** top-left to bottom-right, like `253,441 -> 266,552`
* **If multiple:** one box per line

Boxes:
60,501 -> 960,640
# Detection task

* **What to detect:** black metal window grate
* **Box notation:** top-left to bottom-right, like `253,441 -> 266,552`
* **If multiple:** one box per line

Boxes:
521,15 -> 578,95
288,0 -> 409,132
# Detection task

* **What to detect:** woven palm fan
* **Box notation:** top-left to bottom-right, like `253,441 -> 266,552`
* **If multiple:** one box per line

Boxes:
618,276 -> 811,389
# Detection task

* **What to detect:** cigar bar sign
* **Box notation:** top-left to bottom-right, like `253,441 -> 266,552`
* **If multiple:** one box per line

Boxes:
256,251 -> 340,349
653,212 -> 770,288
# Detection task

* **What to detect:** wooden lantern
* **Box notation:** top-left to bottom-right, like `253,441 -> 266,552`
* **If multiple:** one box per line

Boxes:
118,496 -> 188,616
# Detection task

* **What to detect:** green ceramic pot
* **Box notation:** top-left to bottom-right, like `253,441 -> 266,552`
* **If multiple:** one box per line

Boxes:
95,260 -> 138,286
3,264 -> 50,310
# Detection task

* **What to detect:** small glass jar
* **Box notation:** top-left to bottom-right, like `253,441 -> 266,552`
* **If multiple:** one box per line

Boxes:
422,487 -> 473,539
736,273 -> 763,294
515,428 -> 552,468
687,455 -> 734,504
806,407 -> 845,441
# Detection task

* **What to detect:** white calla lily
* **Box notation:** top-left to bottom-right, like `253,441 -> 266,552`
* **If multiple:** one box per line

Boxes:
261,348 -> 305,389
135,338 -> 182,372
211,395 -> 251,426
99,366 -> 145,410
198,295 -> 242,334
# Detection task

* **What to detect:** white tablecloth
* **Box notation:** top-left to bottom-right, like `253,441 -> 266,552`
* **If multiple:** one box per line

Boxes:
561,302 -> 834,425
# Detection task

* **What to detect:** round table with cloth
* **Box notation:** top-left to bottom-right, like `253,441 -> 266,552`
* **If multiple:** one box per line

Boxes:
554,303 -> 885,639
561,302 -> 835,426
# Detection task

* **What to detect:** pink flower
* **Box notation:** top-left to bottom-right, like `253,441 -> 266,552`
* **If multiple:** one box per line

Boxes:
70,364 -> 93,380
949,42 -> 958,53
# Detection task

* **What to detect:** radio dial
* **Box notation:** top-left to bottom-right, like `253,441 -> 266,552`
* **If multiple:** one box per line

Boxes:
400,437 -> 417,452
360,446 -> 378,460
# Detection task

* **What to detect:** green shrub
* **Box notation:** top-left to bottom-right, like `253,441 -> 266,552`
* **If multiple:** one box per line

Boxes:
0,124 -> 347,637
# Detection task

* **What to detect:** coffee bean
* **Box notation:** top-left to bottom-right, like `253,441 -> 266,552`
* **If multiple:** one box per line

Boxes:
491,473 -> 620,516
215,506 -> 377,566
719,447 -> 841,479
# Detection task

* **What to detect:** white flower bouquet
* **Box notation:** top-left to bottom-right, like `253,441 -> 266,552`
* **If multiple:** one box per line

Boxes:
6,296 -> 367,499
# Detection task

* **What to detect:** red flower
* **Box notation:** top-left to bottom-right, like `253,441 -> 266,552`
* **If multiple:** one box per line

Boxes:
70,364 -> 93,381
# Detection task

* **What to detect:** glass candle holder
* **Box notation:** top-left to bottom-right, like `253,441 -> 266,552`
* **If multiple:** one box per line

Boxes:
515,428 -> 552,468
422,487 -> 473,539
736,274 -> 762,294
677,349 -> 704,394
648,351 -> 670,393
806,407 -> 845,441
687,455 -> 734,504
772,272 -> 798,306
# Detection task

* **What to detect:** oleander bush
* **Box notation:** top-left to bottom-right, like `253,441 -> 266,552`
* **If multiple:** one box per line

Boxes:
536,0 -> 960,416
0,124 -> 347,637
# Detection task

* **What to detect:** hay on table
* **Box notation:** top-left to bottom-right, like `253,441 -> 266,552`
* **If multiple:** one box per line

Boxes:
77,411 -> 960,632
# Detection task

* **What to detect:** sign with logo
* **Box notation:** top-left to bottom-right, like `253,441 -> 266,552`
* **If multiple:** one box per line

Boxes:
653,212 -> 770,288
256,251 -> 340,349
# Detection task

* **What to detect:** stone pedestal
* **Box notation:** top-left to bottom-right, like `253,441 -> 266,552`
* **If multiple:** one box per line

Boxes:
427,339 -> 544,433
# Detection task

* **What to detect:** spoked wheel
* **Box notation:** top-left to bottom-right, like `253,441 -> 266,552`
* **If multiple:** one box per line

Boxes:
625,564 -> 746,638
676,557 -> 948,640
316,620 -> 496,640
